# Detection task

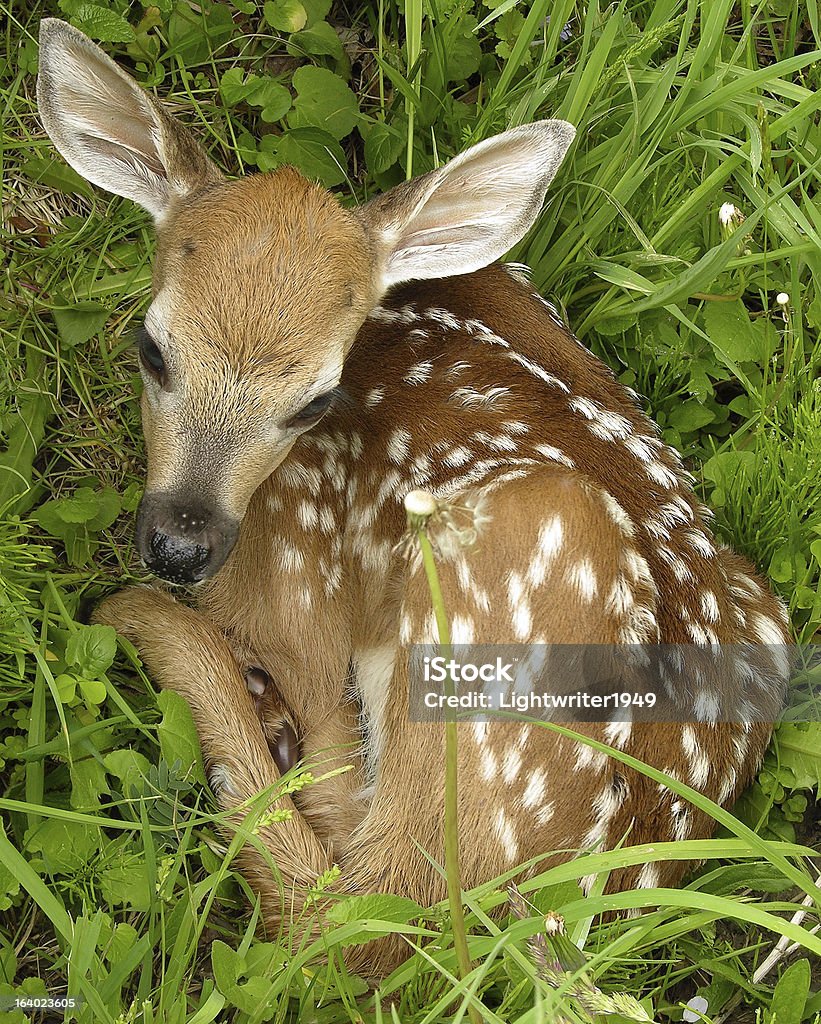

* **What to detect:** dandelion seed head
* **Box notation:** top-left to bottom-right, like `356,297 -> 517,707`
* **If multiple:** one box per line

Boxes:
404,489 -> 438,519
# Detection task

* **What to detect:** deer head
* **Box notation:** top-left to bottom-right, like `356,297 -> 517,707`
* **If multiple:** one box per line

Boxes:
37,18 -> 575,584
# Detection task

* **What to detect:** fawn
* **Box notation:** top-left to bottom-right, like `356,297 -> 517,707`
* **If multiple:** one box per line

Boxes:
38,18 -> 789,975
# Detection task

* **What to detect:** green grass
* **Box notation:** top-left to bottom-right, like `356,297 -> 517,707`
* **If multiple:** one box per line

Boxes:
2,0 -> 821,1021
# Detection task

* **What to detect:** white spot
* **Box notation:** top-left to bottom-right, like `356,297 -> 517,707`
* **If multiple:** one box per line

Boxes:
404,361 -> 433,385
607,576 -> 635,616
443,446 -> 472,468
387,428 -> 412,465
533,444 -> 575,469
567,559 -> 598,602
574,744 -> 609,772
507,572 -> 532,640
625,434 -> 661,463
365,386 -> 384,407
509,351 -> 570,391
535,802 -> 555,825
523,768 -> 547,808
657,545 -> 694,582
753,613 -> 785,645
693,691 -> 721,724
645,461 -> 679,489
474,430 -> 517,452
277,541 -> 304,573
502,748 -> 522,784
450,385 -> 511,409
671,800 -> 690,841
354,646 -> 397,781
528,515 -> 564,587
451,615 -> 475,644
604,720 -> 632,748
682,726 -> 710,787
700,590 -> 720,623
297,501 -> 318,530
636,863 -> 660,889
423,306 -> 461,331
684,530 -> 716,558
318,505 -> 336,534
480,747 -> 498,781
209,765 -> 238,799
588,409 -> 633,442
569,396 -> 599,420
445,360 -> 471,378
600,491 -> 635,535
369,303 -> 418,324
494,807 -> 519,863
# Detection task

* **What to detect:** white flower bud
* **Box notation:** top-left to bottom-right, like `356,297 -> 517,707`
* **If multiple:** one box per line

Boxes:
776,292 -> 790,306
404,489 -> 438,518
718,202 -> 739,226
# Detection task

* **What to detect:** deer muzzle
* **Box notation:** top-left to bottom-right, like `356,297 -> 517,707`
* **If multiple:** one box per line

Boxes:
135,491 -> 239,584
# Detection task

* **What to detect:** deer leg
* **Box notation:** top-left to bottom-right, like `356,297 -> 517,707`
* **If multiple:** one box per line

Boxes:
93,587 -> 340,939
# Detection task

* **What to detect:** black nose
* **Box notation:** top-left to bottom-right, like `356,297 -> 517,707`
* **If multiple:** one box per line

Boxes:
135,493 -> 239,584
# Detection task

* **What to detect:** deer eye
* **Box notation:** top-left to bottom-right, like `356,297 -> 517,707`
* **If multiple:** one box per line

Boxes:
287,390 -> 335,430
137,325 -> 167,384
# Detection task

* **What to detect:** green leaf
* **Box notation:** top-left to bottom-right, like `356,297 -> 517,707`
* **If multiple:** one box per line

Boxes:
98,847 -> 152,911
0,382 -> 52,513
258,128 -> 348,187
211,940 -> 285,1017
158,690 -> 206,785
668,400 -> 715,433
219,70 -> 292,122
288,66 -> 359,140
55,674 -> 76,703
78,677 -> 108,706
66,624 -> 117,677
0,858 -> 21,913
70,756 -> 109,809
704,300 -> 769,365
364,121 -> 405,174
325,893 -> 424,925
300,0 -> 331,26
768,958 -> 810,1024
21,157 -> 93,198
26,818 -> 100,875
105,923 -> 140,963
219,67 -> 249,106
248,80 -> 292,122
66,4 -> 135,43
85,486 -> 121,531
51,300 -> 109,349
775,723 -> 821,790
263,0 -> 307,32
104,749 -> 152,790
167,1 -> 233,63
288,20 -> 345,62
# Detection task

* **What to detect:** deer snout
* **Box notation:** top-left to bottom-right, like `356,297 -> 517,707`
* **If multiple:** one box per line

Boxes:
135,493 -> 239,584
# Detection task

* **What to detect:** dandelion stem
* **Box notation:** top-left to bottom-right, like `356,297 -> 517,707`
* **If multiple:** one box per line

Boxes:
416,527 -> 481,1024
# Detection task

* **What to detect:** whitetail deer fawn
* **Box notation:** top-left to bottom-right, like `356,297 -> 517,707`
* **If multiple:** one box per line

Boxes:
38,18 -> 789,976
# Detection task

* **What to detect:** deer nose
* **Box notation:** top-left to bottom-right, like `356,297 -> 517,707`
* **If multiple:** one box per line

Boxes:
135,493 -> 239,584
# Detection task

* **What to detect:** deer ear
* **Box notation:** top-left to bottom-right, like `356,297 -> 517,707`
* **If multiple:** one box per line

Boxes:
37,19 -> 222,221
359,120 -> 575,293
